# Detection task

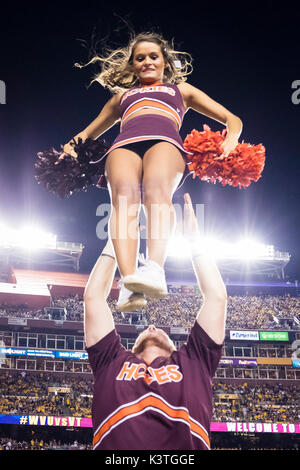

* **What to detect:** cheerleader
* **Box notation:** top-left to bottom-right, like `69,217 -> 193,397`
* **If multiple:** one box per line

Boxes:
51,32 -> 243,312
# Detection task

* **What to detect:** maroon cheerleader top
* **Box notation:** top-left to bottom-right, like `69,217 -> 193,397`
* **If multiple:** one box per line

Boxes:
93,82 -> 193,163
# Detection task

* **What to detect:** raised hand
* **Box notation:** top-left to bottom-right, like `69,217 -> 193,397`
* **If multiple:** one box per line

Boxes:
183,192 -> 200,240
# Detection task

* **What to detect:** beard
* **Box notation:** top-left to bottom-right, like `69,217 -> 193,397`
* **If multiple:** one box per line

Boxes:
132,333 -> 175,355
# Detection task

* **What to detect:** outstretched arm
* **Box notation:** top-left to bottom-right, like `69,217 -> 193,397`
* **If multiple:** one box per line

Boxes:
178,82 -> 243,158
57,93 -> 122,161
77,92 -> 122,141
183,193 -> 227,345
84,239 -> 117,348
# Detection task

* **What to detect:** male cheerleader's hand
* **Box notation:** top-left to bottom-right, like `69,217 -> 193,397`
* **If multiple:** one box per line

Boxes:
183,193 -> 208,258
183,193 -> 199,236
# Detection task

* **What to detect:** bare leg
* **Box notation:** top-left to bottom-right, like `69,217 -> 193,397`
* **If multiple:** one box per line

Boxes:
142,142 -> 186,267
105,147 -> 143,277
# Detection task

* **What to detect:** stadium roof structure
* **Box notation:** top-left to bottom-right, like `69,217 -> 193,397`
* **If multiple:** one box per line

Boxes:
0,224 -> 84,271
0,269 -> 119,309
0,241 -> 84,272
209,248 -> 290,279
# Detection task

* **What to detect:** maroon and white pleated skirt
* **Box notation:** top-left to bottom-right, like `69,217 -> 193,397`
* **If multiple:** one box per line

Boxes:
92,114 -> 193,189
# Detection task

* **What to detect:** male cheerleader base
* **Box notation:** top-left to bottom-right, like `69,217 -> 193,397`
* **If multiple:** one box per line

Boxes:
83,193 -> 227,450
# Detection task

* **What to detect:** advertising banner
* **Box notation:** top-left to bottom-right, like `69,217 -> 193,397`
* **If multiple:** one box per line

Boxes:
56,351 -> 88,360
259,331 -> 289,341
167,283 -> 201,295
230,331 -> 259,341
0,347 -> 27,357
1,415 -> 299,434
0,347 -> 88,360
210,422 -> 300,434
219,358 -> 257,367
0,414 -> 91,427
8,318 -> 28,326
170,327 -> 189,335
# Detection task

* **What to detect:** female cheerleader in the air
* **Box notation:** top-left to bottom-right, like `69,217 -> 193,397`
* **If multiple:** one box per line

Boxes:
56,31 -> 243,312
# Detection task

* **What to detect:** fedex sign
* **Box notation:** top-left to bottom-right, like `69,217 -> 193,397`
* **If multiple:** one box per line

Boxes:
167,283 -> 201,295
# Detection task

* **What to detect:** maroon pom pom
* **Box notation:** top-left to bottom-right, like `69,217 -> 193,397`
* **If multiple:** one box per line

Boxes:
34,137 -> 109,198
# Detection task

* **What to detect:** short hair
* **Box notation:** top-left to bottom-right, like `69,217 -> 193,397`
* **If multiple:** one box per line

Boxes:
132,329 -> 177,355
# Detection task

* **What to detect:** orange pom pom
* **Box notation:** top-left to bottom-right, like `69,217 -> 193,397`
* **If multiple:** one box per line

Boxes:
183,125 -> 266,188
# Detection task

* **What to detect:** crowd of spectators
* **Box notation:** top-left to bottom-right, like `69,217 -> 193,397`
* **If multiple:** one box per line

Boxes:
0,372 -> 92,418
0,372 -> 299,424
0,437 -> 92,450
213,382 -> 300,423
1,436 -> 297,450
0,292 -> 299,330
0,287 -> 299,451
0,305 -> 46,320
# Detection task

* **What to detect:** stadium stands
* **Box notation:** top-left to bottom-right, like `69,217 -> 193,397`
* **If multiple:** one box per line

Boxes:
0,280 -> 299,450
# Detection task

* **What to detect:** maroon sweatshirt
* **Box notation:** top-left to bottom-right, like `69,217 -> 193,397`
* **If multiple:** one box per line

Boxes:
86,321 -> 223,450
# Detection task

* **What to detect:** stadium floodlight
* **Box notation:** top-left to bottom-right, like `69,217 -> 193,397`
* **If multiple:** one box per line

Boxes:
234,238 -> 269,260
15,226 -> 57,251
0,220 -> 82,270
166,234 -> 191,259
0,222 -> 57,251
166,234 -> 216,259
0,222 -> 12,247
167,234 -> 277,262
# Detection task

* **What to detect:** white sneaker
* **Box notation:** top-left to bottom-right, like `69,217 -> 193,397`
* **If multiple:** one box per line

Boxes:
116,280 -> 147,312
123,255 -> 168,299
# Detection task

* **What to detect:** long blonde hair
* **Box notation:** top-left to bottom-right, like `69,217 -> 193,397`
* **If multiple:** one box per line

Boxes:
74,31 -> 193,94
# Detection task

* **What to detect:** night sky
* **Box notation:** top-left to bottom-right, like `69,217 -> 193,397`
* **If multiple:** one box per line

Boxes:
1,1 -> 299,280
